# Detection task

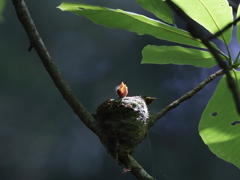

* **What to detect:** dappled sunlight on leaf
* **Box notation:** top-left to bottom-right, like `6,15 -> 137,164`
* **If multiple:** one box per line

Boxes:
199,70 -> 240,168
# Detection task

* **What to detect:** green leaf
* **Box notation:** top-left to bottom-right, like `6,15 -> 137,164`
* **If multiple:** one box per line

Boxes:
141,45 -> 224,67
236,5 -> 240,44
173,0 -> 233,45
0,0 -> 5,22
135,0 -> 175,24
199,70 -> 240,168
57,2 -> 206,48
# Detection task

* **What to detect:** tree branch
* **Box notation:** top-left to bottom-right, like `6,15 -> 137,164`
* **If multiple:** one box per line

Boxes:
165,0 -> 240,115
12,1 -> 155,179
12,0 -> 102,137
208,16 -> 240,41
151,69 -> 225,126
127,155 -> 156,180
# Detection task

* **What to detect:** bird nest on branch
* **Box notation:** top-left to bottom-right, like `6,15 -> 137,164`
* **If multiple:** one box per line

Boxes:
95,96 -> 154,165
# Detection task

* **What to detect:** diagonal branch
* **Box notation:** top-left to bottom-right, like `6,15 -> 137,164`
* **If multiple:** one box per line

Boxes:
208,16 -> 240,41
127,155 -> 156,180
12,1 -> 155,179
151,69 -> 225,126
12,0 -> 102,137
165,0 -> 240,115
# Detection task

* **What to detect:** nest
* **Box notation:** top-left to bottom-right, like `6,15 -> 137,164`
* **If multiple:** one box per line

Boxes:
95,96 -> 151,164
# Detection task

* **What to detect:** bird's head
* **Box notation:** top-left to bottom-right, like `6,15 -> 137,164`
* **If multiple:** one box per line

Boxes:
115,82 -> 128,98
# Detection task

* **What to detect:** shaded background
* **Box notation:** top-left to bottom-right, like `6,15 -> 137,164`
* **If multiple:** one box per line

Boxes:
1,0 -> 240,179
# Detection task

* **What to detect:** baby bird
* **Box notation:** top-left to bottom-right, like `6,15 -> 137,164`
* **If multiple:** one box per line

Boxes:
115,82 -> 128,98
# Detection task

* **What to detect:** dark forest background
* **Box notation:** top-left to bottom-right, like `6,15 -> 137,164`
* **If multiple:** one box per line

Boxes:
1,0 -> 240,179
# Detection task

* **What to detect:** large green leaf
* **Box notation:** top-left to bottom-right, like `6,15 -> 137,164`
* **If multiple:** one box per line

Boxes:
141,45 -> 224,67
57,2 -> 206,48
173,0 -> 233,45
0,0 -> 5,22
236,5 -> 240,44
135,0 -> 175,24
199,70 -> 240,168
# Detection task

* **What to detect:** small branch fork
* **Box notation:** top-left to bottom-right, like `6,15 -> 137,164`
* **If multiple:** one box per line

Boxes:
12,0 -> 154,180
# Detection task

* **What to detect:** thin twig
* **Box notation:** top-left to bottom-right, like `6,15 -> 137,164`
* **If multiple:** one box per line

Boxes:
165,0 -> 240,115
12,0 -> 102,137
28,44 -> 33,51
151,69 -> 225,126
208,16 -> 240,41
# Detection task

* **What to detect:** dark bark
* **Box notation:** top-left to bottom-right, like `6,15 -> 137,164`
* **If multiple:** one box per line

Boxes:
11,1 -> 155,179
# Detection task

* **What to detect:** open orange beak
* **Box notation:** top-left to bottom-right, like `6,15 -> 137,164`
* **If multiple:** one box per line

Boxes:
116,82 -> 128,98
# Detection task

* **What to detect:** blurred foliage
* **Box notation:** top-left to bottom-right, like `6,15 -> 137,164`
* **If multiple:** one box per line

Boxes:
0,0 -> 5,22
1,0 -> 240,180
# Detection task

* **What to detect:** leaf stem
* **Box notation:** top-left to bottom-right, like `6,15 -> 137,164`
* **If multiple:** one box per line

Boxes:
217,49 -> 229,60
225,44 -> 232,65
